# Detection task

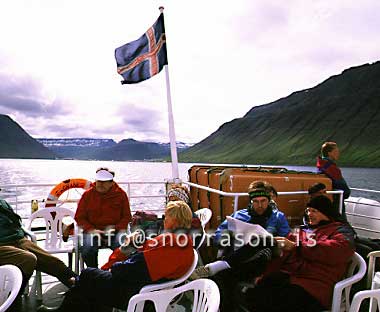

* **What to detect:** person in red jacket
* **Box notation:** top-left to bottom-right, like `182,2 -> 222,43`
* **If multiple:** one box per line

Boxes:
316,141 -> 351,217
245,195 -> 355,312
75,167 -> 132,267
38,200 -> 194,312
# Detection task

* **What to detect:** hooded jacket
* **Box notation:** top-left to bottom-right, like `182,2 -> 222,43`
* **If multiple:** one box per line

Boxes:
316,156 -> 351,199
75,182 -> 132,232
265,221 -> 355,308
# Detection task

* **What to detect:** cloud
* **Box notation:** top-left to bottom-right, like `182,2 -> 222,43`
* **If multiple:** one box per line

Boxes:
0,72 -> 68,117
231,1 -> 290,43
119,104 -> 166,137
26,102 -> 167,141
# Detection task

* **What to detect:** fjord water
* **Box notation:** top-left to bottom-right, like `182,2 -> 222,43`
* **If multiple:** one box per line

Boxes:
0,159 -> 379,216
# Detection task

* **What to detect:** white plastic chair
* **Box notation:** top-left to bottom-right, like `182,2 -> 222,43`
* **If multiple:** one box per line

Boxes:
367,251 -> 380,288
195,208 -> 212,229
0,265 -> 23,312
140,249 -> 198,293
330,252 -> 367,312
113,249 -> 198,312
194,208 -> 212,249
126,278 -> 220,312
349,288 -> 380,312
26,206 -> 80,300
194,208 -> 212,265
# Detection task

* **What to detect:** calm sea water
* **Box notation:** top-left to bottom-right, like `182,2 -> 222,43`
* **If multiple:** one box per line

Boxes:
0,159 -> 379,217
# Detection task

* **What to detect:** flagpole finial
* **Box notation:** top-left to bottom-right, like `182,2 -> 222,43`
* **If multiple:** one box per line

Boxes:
159,6 -> 164,13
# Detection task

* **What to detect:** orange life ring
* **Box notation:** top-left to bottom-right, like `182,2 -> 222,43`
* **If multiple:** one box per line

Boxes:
46,178 -> 93,207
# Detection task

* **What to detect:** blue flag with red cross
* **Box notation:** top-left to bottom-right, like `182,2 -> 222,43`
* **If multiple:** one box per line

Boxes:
115,13 -> 168,84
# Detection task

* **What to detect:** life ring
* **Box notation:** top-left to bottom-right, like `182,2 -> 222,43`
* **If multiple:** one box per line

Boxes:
46,178 -> 93,207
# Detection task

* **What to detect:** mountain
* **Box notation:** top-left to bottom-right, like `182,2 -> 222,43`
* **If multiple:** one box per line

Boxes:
38,138 -> 191,161
0,115 -> 56,159
91,139 -> 186,161
180,61 -> 380,167
88,138 -> 163,160
37,138 -> 117,159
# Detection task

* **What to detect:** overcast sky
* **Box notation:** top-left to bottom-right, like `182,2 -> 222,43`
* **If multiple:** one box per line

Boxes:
0,0 -> 379,144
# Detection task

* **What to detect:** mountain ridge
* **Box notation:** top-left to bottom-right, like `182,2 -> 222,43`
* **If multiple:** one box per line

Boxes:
179,61 -> 380,167
0,114 -> 56,159
36,138 -> 191,160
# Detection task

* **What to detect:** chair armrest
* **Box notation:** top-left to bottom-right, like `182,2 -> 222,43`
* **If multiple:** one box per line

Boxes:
23,228 -> 37,243
330,253 -> 367,312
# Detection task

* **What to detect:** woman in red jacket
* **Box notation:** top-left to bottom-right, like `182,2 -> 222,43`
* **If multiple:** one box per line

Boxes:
246,195 -> 355,312
38,201 -> 194,312
75,167 -> 132,268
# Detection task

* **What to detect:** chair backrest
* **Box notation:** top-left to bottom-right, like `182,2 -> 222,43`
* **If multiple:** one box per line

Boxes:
194,208 -> 212,250
331,252 -> 367,312
195,208 -> 212,229
367,250 -> 380,288
139,249 -> 198,294
0,265 -> 23,312
26,206 -> 75,250
349,288 -> 380,312
127,278 -> 220,312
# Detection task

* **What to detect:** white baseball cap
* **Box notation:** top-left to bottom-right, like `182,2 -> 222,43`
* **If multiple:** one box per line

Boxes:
95,169 -> 114,181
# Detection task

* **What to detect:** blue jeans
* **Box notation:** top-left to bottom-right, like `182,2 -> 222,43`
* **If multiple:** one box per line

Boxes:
80,231 -> 126,268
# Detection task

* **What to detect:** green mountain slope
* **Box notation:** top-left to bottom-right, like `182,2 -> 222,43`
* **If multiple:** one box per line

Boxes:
0,115 -> 56,159
180,61 -> 380,167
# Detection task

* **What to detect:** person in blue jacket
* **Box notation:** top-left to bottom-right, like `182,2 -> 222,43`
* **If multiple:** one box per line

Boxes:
214,181 -> 290,246
191,181 -> 290,312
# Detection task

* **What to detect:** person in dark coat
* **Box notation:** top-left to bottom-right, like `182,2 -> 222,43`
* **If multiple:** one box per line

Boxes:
0,198 -> 76,311
245,195 -> 355,312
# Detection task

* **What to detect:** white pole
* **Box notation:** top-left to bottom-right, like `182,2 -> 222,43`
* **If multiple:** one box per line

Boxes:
160,6 -> 180,182
164,65 -> 179,181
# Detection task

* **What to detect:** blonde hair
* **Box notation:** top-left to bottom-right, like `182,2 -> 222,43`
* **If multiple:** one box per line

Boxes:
165,200 -> 192,229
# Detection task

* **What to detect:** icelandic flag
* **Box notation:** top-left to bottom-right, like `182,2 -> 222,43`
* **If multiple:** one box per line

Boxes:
115,13 -> 168,84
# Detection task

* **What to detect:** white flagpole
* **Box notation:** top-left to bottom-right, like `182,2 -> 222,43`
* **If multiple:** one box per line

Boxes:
160,6 -> 180,182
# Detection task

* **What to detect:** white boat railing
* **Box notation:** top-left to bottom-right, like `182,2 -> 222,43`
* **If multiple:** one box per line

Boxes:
1,180 -> 379,237
351,188 -> 380,194
0,181 -> 169,216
